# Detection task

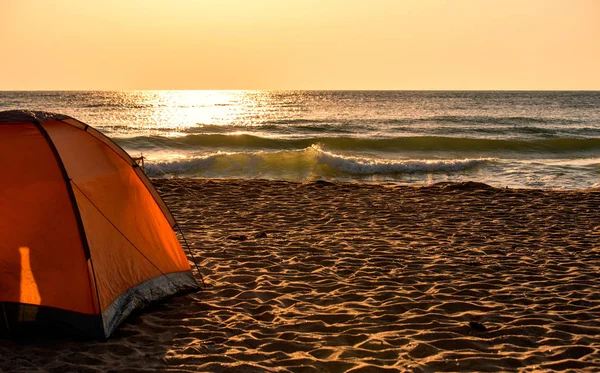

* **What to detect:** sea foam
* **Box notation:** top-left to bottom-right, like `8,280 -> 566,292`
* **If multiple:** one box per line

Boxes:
145,145 -> 495,179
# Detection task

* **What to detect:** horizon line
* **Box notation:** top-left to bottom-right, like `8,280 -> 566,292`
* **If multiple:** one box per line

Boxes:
1,89 -> 600,92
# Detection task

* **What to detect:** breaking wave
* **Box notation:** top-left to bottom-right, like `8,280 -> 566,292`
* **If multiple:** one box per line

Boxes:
144,145 -> 495,179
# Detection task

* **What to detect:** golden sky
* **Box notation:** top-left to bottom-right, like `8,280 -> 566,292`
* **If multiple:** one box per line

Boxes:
1,0 -> 598,90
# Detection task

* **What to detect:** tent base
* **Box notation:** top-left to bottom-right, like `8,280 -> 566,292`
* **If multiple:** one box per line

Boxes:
0,302 -> 104,340
101,270 -> 200,339
0,271 -> 200,340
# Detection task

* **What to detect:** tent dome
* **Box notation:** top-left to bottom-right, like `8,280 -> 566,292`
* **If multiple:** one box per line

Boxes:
0,110 -> 199,339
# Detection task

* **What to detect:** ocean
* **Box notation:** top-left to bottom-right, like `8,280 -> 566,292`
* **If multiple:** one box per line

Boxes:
1,90 -> 599,190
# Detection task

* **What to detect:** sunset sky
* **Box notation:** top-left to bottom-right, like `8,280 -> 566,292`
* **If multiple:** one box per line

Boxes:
1,0 -> 598,90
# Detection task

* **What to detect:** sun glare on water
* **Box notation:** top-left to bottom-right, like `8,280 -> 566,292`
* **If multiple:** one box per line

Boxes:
118,90 -> 273,136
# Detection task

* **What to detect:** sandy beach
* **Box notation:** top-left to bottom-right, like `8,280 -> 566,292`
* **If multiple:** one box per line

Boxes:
1,178 -> 600,372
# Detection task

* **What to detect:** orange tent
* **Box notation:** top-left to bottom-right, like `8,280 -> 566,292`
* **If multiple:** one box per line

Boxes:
0,110 -> 199,339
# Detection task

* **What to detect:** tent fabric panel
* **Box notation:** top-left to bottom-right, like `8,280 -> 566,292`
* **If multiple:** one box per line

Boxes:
42,121 -> 193,310
132,167 -> 177,227
85,125 -> 177,227
73,187 -> 165,312
0,124 -> 96,315
102,271 -> 199,338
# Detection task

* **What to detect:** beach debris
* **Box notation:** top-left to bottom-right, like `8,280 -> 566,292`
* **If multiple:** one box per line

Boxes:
435,181 -> 496,191
227,234 -> 248,241
254,231 -> 268,239
308,179 -> 335,187
469,321 -> 488,332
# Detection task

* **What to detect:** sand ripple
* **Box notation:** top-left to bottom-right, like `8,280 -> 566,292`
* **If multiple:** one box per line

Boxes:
1,179 -> 599,372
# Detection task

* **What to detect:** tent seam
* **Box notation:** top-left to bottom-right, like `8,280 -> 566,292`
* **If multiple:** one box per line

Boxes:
63,118 -> 202,281
70,181 -> 181,290
33,120 -> 105,336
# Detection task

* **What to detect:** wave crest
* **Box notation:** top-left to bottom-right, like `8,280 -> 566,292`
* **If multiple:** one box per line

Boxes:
145,145 -> 494,179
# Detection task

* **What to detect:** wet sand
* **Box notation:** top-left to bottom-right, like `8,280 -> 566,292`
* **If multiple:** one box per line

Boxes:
1,179 -> 600,372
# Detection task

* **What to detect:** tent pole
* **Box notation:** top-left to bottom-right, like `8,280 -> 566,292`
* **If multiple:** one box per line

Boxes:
177,224 -> 206,289
2,304 -> 10,333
